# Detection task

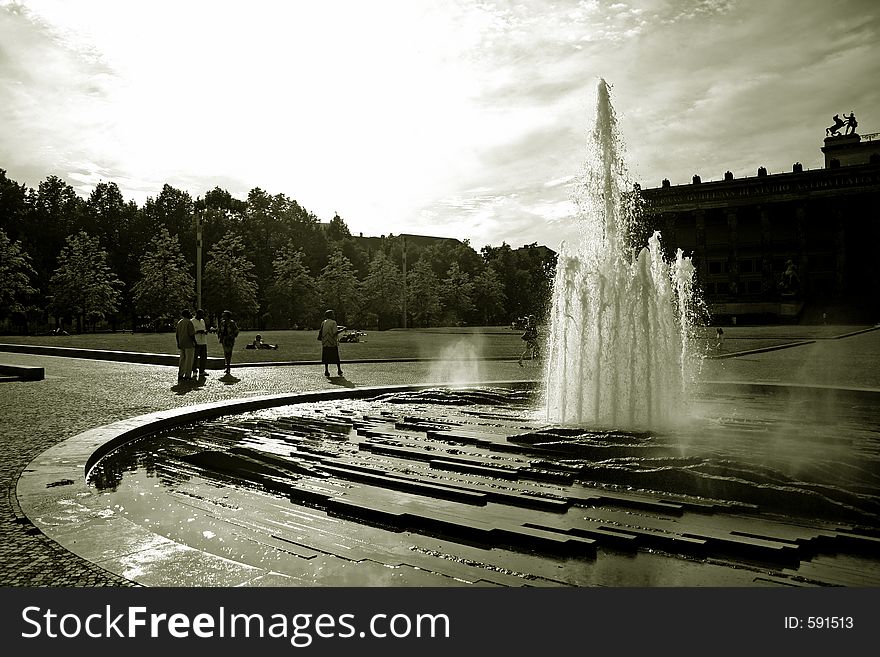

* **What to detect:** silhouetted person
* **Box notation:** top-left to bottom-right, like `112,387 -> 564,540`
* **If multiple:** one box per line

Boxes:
715,327 -> 725,351
217,310 -> 239,375
518,315 -> 539,366
191,308 -> 208,378
844,111 -> 858,135
175,308 -> 196,382
318,309 -> 345,378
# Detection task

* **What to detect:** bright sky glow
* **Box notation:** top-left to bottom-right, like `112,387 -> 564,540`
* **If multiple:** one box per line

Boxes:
1,0 -> 878,249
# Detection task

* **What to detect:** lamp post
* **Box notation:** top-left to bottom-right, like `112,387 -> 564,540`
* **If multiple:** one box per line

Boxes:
195,209 -> 203,310
401,234 -> 407,329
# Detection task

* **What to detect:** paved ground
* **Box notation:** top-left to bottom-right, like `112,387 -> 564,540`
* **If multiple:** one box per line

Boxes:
1,326 -> 878,586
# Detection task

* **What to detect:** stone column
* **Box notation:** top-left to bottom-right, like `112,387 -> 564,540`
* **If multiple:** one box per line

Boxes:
726,209 -> 739,296
759,207 -> 773,295
795,205 -> 808,297
833,207 -> 846,297
694,210 -> 707,288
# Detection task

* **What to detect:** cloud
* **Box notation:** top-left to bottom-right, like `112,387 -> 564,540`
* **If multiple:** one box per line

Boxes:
616,1 -> 880,186
1,0 -> 878,251
0,3 -> 117,187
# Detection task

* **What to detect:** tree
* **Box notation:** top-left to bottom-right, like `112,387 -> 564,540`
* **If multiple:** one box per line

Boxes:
202,233 -> 259,323
268,242 -> 318,328
198,192 -> 243,290
241,188 -> 333,325
132,228 -> 196,329
142,184 -> 196,254
361,250 -> 403,330
0,228 -> 38,328
49,231 -> 123,332
338,237 -> 369,279
326,213 -> 352,242
0,169 -> 30,243
406,259 -> 441,328
482,242 -> 556,322
279,198 -> 329,276
85,182 -> 143,329
141,185 -> 197,324
317,249 -> 360,325
440,261 -> 474,325
472,265 -> 507,325
28,176 -> 85,297
419,239 -> 482,279
241,187 -> 284,290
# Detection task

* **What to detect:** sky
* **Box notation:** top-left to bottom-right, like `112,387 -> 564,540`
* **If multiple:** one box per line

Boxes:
1,0 -> 878,251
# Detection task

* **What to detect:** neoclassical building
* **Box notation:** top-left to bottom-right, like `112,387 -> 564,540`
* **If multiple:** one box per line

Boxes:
640,128 -> 880,323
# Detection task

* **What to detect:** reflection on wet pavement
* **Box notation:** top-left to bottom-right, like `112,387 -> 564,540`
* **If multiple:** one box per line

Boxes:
85,386 -> 880,587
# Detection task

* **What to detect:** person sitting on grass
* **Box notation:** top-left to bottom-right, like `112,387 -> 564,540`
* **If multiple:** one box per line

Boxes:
250,334 -> 278,350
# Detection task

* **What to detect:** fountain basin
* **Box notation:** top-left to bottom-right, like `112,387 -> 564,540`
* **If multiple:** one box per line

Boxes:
17,381 -> 880,587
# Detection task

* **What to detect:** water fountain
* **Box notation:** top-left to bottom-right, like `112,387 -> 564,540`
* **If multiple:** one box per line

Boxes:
17,80 -> 880,588
543,79 -> 697,430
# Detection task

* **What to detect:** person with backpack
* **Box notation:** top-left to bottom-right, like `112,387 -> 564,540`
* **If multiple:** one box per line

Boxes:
217,310 -> 239,375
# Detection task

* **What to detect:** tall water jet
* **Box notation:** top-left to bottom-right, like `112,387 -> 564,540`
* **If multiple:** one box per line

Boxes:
543,79 -> 697,430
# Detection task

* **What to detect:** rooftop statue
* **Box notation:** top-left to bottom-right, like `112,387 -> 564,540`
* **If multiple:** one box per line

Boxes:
844,111 -> 858,135
826,114 -> 845,137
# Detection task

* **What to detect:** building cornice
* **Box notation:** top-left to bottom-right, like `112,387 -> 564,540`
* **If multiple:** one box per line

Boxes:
641,164 -> 880,212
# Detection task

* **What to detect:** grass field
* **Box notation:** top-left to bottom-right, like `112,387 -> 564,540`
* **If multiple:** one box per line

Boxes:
1,324 -> 873,363
1,327 -> 529,363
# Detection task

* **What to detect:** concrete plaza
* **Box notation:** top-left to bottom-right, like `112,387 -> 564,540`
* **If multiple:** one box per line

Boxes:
1,325 -> 878,586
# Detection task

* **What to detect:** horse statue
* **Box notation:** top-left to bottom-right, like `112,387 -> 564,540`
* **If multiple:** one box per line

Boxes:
826,114 -> 845,137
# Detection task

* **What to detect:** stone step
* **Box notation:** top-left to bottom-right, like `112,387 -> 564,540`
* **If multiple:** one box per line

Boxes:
320,464 -> 489,505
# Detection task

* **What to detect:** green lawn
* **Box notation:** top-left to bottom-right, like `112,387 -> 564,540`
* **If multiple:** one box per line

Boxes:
690,324 -> 874,355
3,324 -> 873,363
3,327 -> 529,362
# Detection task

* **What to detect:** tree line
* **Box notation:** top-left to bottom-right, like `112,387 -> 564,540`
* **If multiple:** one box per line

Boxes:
0,169 -> 556,334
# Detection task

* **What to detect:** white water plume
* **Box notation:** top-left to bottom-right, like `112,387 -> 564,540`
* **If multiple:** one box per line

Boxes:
542,79 -> 699,430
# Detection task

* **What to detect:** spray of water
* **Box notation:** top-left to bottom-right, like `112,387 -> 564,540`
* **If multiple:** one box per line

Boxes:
427,337 -> 486,385
542,79 -> 698,430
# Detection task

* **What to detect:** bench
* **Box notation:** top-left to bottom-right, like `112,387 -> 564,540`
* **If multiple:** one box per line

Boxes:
0,363 -> 45,381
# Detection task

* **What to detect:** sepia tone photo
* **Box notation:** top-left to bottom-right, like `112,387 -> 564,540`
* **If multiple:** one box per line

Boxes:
1,0 -> 878,599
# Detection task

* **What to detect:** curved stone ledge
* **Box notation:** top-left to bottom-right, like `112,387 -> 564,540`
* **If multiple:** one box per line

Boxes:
16,380 -> 534,587
15,379 -> 879,587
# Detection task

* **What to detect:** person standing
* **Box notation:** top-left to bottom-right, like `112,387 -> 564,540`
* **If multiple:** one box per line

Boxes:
318,309 -> 345,378
217,310 -> 239,375
175,308 -> 196,382
191,308 -> 209,378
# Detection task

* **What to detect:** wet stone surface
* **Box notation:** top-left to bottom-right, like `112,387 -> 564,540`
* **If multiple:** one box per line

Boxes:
76,386 -> 880,586
0,354 -> 533,587
3,329 -> 879,587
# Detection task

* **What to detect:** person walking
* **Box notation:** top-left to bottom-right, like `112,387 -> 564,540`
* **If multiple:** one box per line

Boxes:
518,315 -> 539,367
318,309 -> 345,378
175,308 -> 196,382
191,308 -> 209,378
217,310 -> 239,375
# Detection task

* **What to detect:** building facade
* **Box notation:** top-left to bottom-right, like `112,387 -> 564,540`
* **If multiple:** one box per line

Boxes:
640,131 -> 880,324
